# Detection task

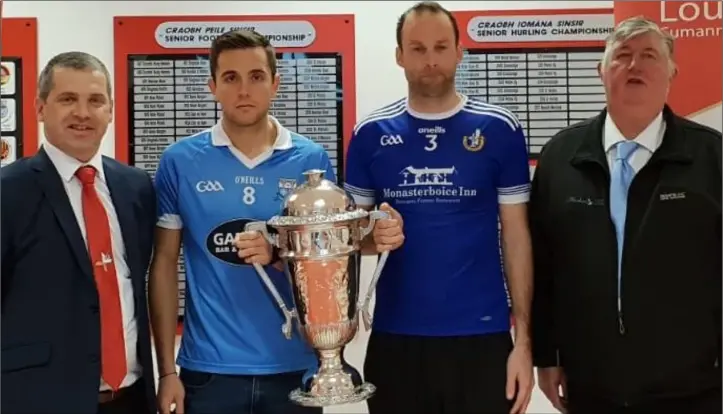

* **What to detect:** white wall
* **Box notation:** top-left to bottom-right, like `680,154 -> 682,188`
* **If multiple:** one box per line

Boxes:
4,1 -> 614,413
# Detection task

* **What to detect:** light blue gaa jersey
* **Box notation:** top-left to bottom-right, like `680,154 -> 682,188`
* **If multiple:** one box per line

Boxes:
344,95 -> 530,337
154,118 -> 336,374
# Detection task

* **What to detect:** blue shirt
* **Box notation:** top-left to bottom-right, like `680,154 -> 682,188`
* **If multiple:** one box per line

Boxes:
154,118 -> 336,374
343,95 -> 530,336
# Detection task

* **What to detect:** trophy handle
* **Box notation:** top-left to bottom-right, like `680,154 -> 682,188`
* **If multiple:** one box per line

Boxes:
359,209 -> 388,239
358,210 -> 391,331
244,221 -> 297,340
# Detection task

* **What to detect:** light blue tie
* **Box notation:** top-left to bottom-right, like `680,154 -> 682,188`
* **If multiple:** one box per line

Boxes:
609,140 -> 638,311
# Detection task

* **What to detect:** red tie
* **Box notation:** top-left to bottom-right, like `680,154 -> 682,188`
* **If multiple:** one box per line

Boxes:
75,166 -> 127,390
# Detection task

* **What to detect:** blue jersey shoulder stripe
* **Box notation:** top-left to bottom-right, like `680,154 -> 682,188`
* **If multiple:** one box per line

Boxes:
352,99 -> 407,135
366,97 -> 406,117
464,98 -> 521,128
463,100 -> 521,131
465,97 -> 519,120
462,106 -> 519,131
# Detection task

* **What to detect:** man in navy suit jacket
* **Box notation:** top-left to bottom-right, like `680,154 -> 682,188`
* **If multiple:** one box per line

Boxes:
1,52 -> 157,413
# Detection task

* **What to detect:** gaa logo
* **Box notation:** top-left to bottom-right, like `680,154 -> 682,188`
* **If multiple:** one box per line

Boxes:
195,180 -> 224,193
380,134 -> 403,146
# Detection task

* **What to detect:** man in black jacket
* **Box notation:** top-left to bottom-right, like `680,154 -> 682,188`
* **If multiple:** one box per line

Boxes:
530,16 -> 721,413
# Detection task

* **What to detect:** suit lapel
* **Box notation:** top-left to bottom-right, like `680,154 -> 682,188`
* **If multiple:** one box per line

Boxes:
30,148 -> 94,279
103,159 -> 141,283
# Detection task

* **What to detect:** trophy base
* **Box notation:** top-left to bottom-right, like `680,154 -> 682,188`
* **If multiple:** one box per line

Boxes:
289,382 -> 376,407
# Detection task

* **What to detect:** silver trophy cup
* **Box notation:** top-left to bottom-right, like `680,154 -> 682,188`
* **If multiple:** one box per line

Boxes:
244,169 -> 390,407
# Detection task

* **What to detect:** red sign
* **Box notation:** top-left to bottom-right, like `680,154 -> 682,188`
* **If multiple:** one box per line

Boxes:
1,17 -> 39,160
113,15 -> 357,168
614,1 -> 722,131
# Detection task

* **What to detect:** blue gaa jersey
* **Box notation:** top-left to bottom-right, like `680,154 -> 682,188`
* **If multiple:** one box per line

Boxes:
344,95 -> 530,336
155,117 -> 336,374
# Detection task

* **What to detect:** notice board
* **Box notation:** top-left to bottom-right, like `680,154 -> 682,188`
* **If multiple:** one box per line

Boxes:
452,8 -> 614,176
113,14 -> 357,320
1,17 -> 38,165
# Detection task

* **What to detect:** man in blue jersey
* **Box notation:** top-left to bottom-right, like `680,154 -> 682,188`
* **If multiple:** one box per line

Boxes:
146,30 -> 399,414
345,2 -> 535,413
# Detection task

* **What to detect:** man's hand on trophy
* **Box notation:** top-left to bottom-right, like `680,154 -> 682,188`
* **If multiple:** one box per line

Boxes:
235,231 -> 273,265
373,202 -> 405,252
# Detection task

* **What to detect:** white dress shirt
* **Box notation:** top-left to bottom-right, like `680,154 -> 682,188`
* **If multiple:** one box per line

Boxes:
43,141 -> 141,391
603,111 -> 666,174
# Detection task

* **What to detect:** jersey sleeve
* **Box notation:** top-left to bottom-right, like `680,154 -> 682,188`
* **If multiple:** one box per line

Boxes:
497,120 -> 531,205
154,151 -> 183,229
343,126 -> 376,207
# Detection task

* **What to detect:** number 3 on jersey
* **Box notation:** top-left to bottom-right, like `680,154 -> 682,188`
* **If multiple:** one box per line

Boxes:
424,134 -> 438,152
243,186 -> 256,205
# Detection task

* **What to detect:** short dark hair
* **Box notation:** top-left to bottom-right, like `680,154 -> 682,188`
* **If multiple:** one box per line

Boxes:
37,51 -> 111,100
209,29 -> 277,80
396,1 -> 460,48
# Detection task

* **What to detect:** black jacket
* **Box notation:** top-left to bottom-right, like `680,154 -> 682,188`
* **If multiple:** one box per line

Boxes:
529,105 -> 721,406
1,149 -> 158,413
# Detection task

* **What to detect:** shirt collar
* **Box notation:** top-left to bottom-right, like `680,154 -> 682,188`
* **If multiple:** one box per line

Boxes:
211,115 -> 293,150
43,140 -> 105,183
604,111 -> 665,154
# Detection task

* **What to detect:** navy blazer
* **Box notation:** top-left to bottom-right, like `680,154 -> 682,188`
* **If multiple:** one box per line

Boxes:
1,148 -> 157,414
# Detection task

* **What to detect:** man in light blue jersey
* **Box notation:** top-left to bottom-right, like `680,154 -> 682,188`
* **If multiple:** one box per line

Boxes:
345,2 -> 535,413
147,30 -> 370,414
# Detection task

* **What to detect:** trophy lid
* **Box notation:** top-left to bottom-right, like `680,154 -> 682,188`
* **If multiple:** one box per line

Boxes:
267,169 -> 368,227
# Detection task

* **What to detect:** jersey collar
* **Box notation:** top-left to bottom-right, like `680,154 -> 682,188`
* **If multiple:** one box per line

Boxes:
406,93 -> 468,120
211,115 -> 293,150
